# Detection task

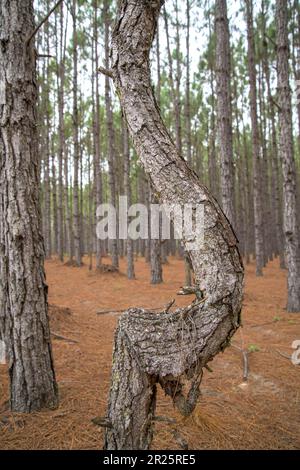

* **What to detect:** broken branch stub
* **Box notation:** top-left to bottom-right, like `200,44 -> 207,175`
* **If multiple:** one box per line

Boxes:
104,0 -> 244,450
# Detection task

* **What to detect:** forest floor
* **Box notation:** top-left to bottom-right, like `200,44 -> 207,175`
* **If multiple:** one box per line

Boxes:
0,256 -> 300,450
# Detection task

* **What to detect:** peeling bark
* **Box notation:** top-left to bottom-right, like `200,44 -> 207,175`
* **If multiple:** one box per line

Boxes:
104,0 -> 244,450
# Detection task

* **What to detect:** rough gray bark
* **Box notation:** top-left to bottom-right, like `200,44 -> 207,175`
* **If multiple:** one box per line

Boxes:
207,10 -> 219,201
122,116 -> 135,280
163,5 -> 181,156
258,65 -> 270,264
174,0 -> 182,157
292,0 -> 300,152
165,1 -> 190,283
44,5 -> 52,259
150,189 -> 163,285
104,0 -> 119,269
241,104 -> 254,264
88,142 -> 93,271
215,0 -> 235,227
0,0 -> 58,412
262,17 -> 284,268
64,146 -> 73,262
93,0 -> 102,270
245,0 -> 264,276
156,22 -> 168,266
103,0 -> 244,450
185,0 -> 192,167
56,1 -> 65,263
51,151 -> 58,254
276,0 -> 300,312
71,0 -> 82,267
233,79 -> 246,258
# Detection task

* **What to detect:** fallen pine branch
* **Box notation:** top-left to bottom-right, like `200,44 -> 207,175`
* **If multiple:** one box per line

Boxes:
171,430 -> 189,450
96,309 -> 125,315
242,350 -> 249,382
91,416 -> 113,429
231,344 -> 250,381
153,415 -> 177,424
96,301 -> 177,316
250,320 -> 280,328
51,332 -> 78,344
275,349 -> 291,360
164,299 -> 175,314
204,364 -> 213,372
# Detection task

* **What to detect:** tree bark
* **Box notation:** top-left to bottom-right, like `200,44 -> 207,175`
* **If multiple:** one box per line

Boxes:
215,0 -> 235,227
71,0 -> 82,267
262,13 -> 285,268
104,0 -> 119,269
245,0 -> 265,276
56,0 -> 65,263
51,150 -> 58,255
150,189 -> 163,285
0,0 -> 58,412
44,4 -> 52,259
122,115 -> 135,280
185,0 -> 192,167
104,0 -> 243,450
276,0 -> 300,312
207,9 -> 220,202
93,0 -> 102,270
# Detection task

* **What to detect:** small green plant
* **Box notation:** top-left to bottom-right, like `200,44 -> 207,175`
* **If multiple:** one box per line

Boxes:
248,344 -> 260,353
273,316 -> 281,322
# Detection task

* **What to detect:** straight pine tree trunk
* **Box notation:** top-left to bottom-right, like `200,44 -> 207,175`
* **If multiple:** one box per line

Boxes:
208,10 -> 220,201
156,23 -> 168,266
185,0 -> 192,167
56,1 -> 65,263
93,0 -> 102,270
276,0 -> 300,312
44,8 -> 52,259
245,0 -> 265,276
52,151 -> 58,255
71,0 -> 82,267
0,0 -> 58,412
150,189 -> 163,284
262,21 -> 285,267
104,0 -> 118,269
215,0 -> 235,227
122,117 -> 135,280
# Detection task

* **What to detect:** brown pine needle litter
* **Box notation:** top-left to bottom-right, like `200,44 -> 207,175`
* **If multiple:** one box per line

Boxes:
0,257 -> 299,450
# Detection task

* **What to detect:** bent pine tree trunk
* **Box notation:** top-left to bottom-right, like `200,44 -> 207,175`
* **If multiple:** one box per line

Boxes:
103,0 -> 244,450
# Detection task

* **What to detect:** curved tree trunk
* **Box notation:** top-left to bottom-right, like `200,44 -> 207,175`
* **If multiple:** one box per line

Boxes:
104,0 -> 244,450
